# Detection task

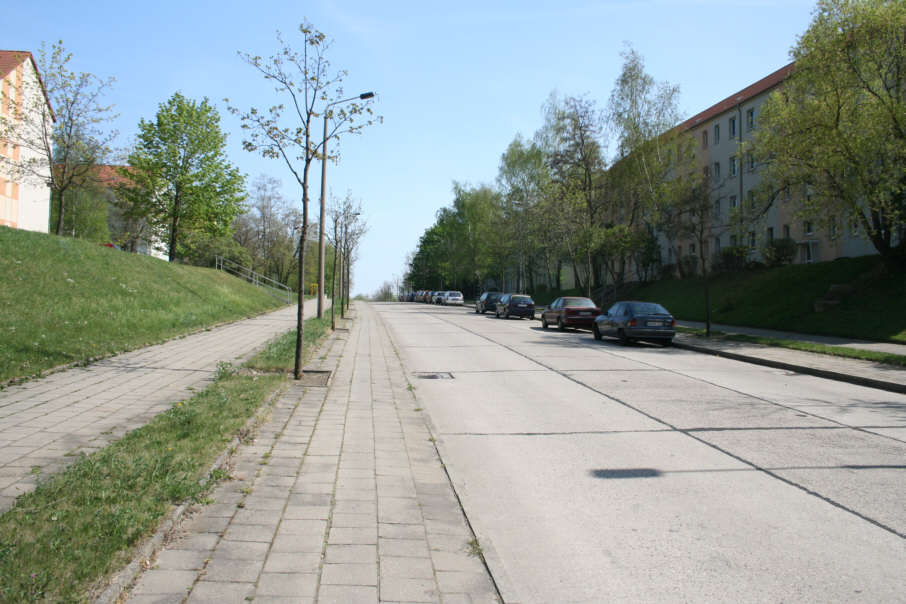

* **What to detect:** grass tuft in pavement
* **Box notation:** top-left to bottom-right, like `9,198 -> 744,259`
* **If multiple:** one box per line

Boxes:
246,316 -> 332,372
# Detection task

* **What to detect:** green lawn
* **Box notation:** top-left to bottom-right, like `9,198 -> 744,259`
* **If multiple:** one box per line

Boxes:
628,256 -> 906,343
0,227 -> 288,383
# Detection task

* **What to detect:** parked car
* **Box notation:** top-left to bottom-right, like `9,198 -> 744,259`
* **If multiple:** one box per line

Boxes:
540,297 -> 601,331
422,291 -> 433,303
475,291 -> 502,314
443,291 -> 464,306
495,294 -> 536,319
593,301 -> 676,345
432,291 -> 447,304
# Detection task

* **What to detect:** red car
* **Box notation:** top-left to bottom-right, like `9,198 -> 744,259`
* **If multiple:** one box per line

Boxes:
540,297 -> 601,330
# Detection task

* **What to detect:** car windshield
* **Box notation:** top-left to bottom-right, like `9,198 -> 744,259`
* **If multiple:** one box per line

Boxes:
563,298 -> 595,307
449,292 -> 462,297
511,296 -> 533,303
629,302 -> 670,315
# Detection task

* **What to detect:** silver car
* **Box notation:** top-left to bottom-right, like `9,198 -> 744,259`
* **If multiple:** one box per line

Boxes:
443,291 -> 464,306
593,301 -> 676,345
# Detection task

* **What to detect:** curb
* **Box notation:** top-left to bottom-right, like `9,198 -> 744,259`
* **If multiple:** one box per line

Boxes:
673,340 -> 906,395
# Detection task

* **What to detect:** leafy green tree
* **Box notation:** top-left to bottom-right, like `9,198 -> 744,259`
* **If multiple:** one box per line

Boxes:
120,92 -> 244,262
50,181 -> 110,241
0,41 -> 117,236
756,0 -> 906,269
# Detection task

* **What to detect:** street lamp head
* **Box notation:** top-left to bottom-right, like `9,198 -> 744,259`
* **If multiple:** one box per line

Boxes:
359,92 -> 375,100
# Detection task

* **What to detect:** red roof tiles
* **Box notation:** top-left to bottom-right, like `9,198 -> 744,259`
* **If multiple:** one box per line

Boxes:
679,62 -> 795,132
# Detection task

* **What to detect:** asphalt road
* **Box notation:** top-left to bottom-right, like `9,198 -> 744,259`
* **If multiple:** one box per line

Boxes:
374,302 -> 906,604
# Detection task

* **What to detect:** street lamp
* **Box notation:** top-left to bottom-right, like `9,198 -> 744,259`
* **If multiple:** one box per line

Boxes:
318,91 -> 375,318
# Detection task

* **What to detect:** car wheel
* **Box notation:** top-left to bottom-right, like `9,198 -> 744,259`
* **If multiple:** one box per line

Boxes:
495,309 -> 500,318
618,329 -> 629,345
592,323 -> 602,341
557,317 -> 565,331
541,316 -> 548,329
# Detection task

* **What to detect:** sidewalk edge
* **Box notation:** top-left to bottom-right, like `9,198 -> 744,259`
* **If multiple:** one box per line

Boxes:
673,340 -> 906,395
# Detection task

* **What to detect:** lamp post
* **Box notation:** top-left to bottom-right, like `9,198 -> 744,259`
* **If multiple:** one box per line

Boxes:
318,91 -> 375,318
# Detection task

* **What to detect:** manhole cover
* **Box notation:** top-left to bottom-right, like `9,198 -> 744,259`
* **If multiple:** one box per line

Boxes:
414,372 -> 454,380
297,370 -> 331,386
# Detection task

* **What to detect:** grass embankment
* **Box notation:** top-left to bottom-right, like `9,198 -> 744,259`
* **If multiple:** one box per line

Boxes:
0,317 -> 332,602
630,255 -> 906,343
0,226 -> 288,383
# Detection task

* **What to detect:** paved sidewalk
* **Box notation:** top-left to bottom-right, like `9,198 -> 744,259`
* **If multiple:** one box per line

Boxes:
678,320 -> 906,356
674,331 -> 906,394
0,304 -> 314,513
125,302 -> 499,604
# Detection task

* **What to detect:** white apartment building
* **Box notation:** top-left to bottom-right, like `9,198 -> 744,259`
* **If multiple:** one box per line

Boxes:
0,50 -> 53,233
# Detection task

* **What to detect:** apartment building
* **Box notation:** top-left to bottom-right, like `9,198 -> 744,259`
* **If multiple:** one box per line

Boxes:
0,50 -> 53,233
670,62 -> 877,268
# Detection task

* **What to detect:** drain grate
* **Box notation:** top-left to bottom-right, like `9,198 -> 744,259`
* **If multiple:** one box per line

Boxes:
414,372 -> 454,380
297,370 -> 332,386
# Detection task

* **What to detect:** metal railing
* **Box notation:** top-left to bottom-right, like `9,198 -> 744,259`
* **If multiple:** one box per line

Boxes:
214,256 -> 295,304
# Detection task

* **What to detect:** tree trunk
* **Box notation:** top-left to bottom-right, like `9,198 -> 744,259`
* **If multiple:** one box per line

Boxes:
168,208 -> 180,263
55,189 -> 66,236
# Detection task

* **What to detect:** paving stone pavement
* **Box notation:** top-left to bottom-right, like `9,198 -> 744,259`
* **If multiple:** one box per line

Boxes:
0,304 -> 312,513
125,302 -> 500,604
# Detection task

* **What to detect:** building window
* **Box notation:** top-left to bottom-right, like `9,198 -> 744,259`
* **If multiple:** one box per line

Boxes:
713,124 -> 720,145
746,152 -> 755,171
767,227 -> 774,242
729,116 -> 737,138
713,199 -> 721,219
747,190 -> 756,210
703,166 -> 710,181
748,231 -> 756,248
690,243 -> 696,254
701,130 -> 708,148
713,161 -> 720,182
746,108 -> 755,130
714,237 -> 721,253
804,221 -> 813,235
729,195 -> 737,209
729,156 -> 738,177
783,224 -> 790,238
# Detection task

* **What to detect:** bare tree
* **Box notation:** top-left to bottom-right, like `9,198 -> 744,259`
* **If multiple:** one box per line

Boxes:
228,22 -> 377,378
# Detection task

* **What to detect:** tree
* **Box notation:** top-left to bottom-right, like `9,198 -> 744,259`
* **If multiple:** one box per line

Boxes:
120,92 -> 244,262
233,175 -> 301,285
0,41 -> 116,235
532,95 -> 608,295
229,22 -> 378,379
756,0 -> 906,270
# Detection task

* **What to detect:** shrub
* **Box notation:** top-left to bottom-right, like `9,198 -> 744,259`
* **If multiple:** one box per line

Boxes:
715,246 -> 748,273
762,237 -> 797,267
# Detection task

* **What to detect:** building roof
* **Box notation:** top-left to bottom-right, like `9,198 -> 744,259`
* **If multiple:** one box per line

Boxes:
678,62 -> 795,132
0,49 -> 55,121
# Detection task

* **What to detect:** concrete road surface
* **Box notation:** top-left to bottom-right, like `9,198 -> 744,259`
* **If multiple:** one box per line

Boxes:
374,302 -> 906,603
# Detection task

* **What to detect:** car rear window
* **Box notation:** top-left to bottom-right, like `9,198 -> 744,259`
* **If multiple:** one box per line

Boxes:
511,295 -> 533,303
563,298 -> 595,307
628,302 -> 669,315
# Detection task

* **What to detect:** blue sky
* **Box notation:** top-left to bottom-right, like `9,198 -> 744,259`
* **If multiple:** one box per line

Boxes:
6,0 -> 816,295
